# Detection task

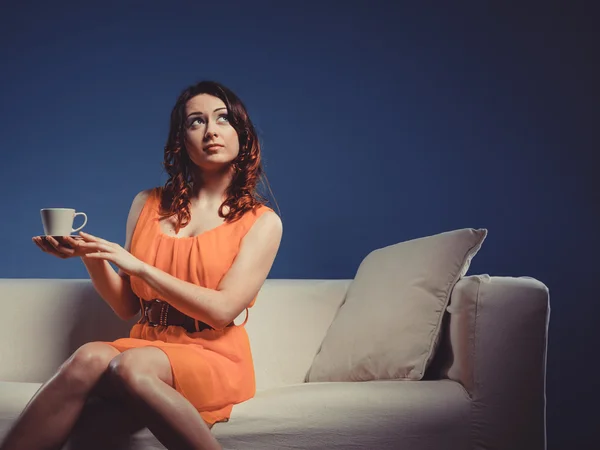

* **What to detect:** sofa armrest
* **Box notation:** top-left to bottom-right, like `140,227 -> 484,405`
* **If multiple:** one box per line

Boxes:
442,275 -> 550,450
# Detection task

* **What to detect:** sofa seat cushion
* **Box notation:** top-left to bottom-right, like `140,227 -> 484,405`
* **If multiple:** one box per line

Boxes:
1,379 -> 471,450
213,379 -> 471,449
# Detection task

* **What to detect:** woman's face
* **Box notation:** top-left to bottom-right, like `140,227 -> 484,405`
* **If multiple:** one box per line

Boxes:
183,93 -> 240,172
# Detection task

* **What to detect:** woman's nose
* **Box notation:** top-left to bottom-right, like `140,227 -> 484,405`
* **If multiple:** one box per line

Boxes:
205,126 -> 217,139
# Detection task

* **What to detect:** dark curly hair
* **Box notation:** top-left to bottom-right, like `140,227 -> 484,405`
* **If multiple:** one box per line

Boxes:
159,80 -> 278,234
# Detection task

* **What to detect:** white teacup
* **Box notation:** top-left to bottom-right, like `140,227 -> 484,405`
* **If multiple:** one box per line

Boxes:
40,208 -> 87,236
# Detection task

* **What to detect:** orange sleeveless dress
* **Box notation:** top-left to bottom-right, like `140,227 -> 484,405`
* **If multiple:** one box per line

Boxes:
102,186 -> 273,426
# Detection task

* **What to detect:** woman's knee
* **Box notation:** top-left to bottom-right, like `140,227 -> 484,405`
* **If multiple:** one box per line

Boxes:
58,342 -> 121,395
105,351 -> 147,395
105,347 -> 174,395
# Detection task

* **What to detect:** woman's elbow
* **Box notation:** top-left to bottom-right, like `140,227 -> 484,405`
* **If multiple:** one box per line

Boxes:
115,303 -> 141,322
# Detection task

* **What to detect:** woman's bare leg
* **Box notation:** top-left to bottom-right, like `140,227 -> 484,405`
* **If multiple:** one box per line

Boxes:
67,395 -> 146,449
0,343 -> 122,450
107,346 -> 222,450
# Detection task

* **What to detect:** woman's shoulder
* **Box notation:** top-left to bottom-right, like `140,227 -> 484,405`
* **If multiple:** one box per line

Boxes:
129,187 -> 157,212
241,203 -> 280,229
137,187 -> 159,201
247,202 -> 276,218
236,203 -> 282,243
122,187 -> 158,253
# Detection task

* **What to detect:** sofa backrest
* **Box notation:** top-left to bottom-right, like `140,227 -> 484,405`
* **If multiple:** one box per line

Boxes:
0,278 -> 349,391
245,279 -> 350,390
0,279 -> 137,383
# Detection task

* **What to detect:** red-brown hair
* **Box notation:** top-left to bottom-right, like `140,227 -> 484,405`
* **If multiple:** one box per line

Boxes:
159,80 -> 277,233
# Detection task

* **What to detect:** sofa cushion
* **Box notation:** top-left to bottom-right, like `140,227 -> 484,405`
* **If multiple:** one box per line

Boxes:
306,228 -> 487,382
1,380 -> 470,450
213,380 -> 470,449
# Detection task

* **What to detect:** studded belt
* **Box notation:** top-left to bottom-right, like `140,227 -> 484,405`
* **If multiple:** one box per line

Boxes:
138,298 -> 233,333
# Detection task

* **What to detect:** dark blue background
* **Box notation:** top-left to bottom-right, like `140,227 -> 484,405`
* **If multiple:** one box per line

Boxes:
1,2 -> 597,448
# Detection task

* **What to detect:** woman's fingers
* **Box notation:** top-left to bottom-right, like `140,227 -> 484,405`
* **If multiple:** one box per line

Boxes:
46,236 -> 74,258
32,236 -> 70,259
63,236 -> 80,249
64,236 -> 93,254
33,235 -> 102,260
35,236 -> 54,254
32,237 -> 48,253
79,232 -> 111,246
79,231 -> 99,242
70,239 -> 95,250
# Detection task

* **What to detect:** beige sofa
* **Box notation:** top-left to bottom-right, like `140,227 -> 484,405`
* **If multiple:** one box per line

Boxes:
0,275 -> 549,449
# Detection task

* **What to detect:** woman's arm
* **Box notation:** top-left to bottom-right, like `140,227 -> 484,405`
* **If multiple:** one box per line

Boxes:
136,210 -> 283,329
82,189 -> 152,321
82,258 -> 139,320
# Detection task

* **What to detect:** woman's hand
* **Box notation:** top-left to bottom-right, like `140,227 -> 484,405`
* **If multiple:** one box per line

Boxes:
32,235 -> 90,259
73,231 -> 146,277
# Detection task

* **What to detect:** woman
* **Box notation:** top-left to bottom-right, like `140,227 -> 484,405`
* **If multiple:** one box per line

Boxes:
3,80 -> 283,450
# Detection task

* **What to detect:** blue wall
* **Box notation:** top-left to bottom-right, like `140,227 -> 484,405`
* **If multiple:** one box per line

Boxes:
1,2 -> 597,448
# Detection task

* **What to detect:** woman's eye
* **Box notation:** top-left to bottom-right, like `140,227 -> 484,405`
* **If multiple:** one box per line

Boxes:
190,114 -> 229,127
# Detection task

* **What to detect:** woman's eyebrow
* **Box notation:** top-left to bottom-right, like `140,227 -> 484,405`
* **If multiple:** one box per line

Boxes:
186,107 -> 227,119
